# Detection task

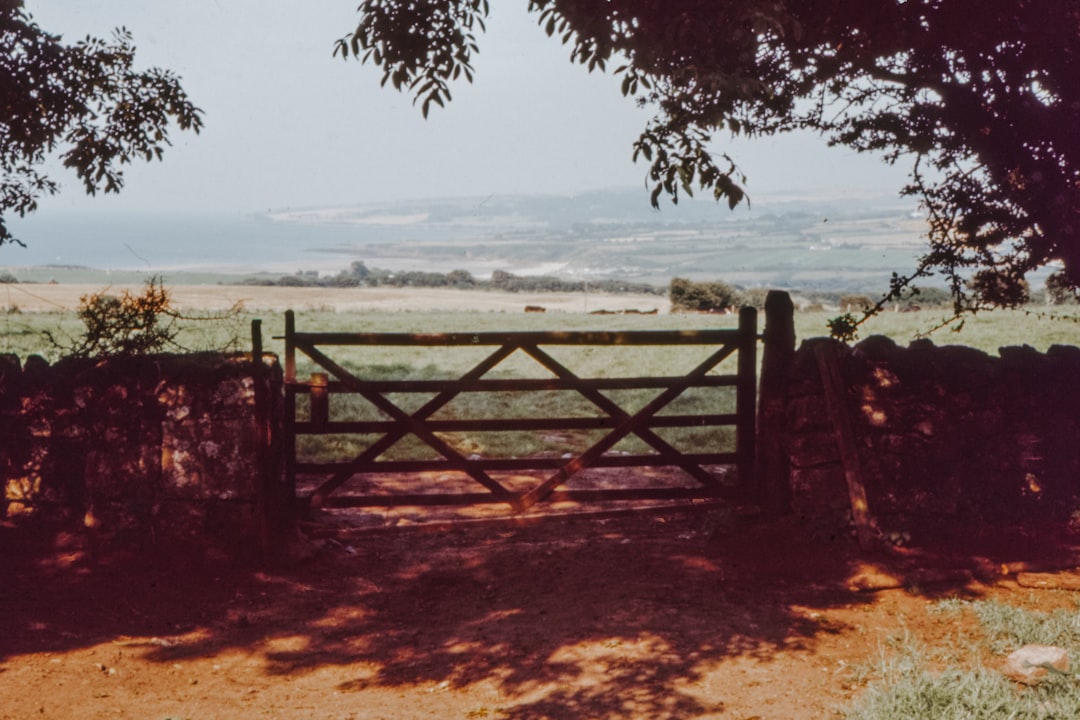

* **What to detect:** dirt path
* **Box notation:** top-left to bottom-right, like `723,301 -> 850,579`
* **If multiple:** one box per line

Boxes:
3,512 -> 1077,720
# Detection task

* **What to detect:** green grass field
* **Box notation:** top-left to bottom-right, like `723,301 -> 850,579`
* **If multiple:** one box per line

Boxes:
280,303 -> 1069,360
4,302 -> 1076,466
4,302 -> 1078,364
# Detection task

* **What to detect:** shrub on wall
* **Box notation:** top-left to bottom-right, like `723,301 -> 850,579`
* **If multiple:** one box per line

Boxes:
57,277 -> 182,358
44,277 -> 239,359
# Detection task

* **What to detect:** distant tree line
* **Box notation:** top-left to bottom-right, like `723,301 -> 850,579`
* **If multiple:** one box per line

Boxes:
243,262 -> 665,296
667,278 -> 980,313
248,267 -> 975,311
4,261 -> 1072,309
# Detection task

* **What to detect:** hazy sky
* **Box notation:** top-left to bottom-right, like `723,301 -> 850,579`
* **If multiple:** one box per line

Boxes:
24,1 -> 912,217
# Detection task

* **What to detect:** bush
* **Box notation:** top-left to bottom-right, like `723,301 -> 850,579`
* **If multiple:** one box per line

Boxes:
1046,270 -> 1079,305
61,277 -> 182,358
669,277 -> 741,312
275,274 -> 312,287
47,277 -> 240,359
446,269 -> 476,287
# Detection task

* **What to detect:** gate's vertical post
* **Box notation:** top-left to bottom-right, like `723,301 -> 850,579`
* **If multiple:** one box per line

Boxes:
758,291 -> 795,513
251,318 -> 263,366
284,310 -> 296,383
309,372 -> 329,429
283,310 -> 297,516
736,306 -> 758,496
251,318 -> 273,563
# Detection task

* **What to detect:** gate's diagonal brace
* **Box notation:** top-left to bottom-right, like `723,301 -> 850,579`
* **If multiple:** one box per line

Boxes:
526,345 -> 736,486
521,344 -> 734,490
308,342 -> 517,484
517,343 -> 737,511
299,342 -> 524,510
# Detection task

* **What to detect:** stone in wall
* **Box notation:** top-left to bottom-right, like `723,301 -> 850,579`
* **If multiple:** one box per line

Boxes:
3,356 -> 92,519
160,370 -> 261,501
74,364 -> 165,522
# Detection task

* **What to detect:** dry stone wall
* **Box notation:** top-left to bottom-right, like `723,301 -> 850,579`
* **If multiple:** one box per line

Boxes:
784,336 -> 1080,536
1,352 -> 284,558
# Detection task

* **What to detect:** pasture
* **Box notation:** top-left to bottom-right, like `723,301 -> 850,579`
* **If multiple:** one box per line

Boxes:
2,283 -> 1079,362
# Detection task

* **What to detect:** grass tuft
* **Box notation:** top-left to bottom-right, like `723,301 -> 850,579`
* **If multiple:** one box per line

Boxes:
969,598 -> 1080,656
845,600 -> 1080,719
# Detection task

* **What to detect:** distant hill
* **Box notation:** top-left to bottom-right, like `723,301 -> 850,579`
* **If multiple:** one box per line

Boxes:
3,188 -> 931,294
264,187 -> 928,293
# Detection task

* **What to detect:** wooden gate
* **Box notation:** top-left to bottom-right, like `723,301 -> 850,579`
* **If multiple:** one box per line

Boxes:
282,308 -> 758,515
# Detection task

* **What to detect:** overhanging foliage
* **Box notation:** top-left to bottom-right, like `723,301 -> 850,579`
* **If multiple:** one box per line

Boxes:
337,0 -> 1079,318
0,1 -> 202,245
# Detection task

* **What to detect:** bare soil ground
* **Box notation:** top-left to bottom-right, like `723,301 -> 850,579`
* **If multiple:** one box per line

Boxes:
3,284 -> 668,315
4,509 -> 1080,720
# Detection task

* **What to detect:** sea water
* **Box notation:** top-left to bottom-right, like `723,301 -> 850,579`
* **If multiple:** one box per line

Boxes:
0,211 -> 461,273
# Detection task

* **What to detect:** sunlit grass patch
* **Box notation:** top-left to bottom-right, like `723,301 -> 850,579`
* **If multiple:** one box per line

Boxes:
844,600 -> 1080,719
846,663 -> 1080,720
942,597 -> 1080,656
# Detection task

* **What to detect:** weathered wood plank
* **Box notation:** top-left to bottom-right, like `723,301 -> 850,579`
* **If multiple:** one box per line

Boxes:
757,291 -> 795,512
283,329 -> 741,347
318,486 -> 728,509
308,372 -> 329,430
292,376 -> 739,393
815,343 -> 876,551
735,306 -> 758,495
293,413 -> 739,435
295,452 -> 739,474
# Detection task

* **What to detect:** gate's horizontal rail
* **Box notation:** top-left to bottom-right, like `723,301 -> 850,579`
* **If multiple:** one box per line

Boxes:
312,486 -> 728,509
285,329 -> 742,347
297,452 -> 737,474
291,375 -> 738,394
295,413 -> 738,435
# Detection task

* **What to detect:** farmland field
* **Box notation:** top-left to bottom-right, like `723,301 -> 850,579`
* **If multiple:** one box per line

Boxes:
3,282 -> 1079,361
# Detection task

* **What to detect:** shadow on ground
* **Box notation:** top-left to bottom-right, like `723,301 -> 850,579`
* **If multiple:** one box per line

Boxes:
3,509 -> 1075,719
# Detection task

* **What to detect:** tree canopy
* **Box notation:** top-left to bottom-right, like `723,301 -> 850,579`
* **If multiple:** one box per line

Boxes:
0,1 -> 202,246
337,0 -> 1079,320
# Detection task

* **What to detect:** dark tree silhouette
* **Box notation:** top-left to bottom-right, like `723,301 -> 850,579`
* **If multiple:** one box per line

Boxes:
0,1 -> 202,245
336,0 -> 1079,318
